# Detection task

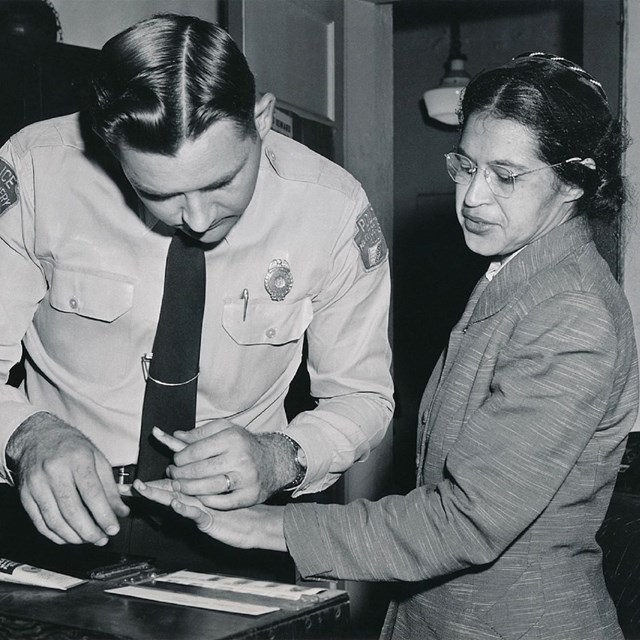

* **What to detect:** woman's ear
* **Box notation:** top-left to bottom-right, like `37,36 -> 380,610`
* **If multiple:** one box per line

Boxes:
561,157 -> 596,202
560,182 -> 584,203
254,93 -> 276,141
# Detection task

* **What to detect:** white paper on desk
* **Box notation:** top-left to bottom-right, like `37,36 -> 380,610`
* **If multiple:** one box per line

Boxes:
106,585 -> 279,616
0,558 -> 86,590
157,570 -> 325,601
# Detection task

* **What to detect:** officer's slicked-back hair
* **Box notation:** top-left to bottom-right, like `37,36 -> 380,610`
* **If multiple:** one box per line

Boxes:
459,55 -> 629,225
89,13 -> 257,155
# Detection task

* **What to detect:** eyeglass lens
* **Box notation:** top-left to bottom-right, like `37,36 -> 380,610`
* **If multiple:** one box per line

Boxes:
445,153 -> 515,198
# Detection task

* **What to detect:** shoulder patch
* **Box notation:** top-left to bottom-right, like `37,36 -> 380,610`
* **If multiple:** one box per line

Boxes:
354,206 -> 388,270
0,159 -> 18,216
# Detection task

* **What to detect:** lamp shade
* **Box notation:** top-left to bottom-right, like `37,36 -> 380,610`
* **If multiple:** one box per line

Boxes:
423,86 -> 465,126
423,56 -> 469,126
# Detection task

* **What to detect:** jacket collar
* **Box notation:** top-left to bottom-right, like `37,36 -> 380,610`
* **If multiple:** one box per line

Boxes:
470,216 -> 594,325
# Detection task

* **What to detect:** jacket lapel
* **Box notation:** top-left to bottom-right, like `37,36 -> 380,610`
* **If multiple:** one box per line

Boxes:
468,217 -> 594,328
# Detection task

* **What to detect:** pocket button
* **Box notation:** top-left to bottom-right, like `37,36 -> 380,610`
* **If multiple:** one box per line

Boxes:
69,296 -> 79,310
265,327 -> 277,339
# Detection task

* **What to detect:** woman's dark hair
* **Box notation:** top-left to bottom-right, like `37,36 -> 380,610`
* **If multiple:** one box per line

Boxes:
89,13 -> 256,155
459,54 -> 629,224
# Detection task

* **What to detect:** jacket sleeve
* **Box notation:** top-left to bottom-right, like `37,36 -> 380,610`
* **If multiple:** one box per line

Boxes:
0,138 -> 49,482
285,197 -> 394,495
283,291 -> 632,580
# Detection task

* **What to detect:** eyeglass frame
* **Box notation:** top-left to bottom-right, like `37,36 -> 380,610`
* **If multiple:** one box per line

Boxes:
444,152 -> 585,199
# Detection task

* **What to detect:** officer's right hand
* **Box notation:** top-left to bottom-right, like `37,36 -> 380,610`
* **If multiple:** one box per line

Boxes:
6,412 -> 130,545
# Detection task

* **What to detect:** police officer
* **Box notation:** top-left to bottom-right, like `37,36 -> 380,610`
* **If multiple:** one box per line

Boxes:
0,13 -> 393,564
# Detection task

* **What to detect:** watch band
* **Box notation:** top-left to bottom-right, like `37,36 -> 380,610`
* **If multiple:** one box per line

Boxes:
276,432 -> 307,491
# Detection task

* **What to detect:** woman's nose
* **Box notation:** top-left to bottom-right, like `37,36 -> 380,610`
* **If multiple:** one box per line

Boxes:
463,169 -> 494,206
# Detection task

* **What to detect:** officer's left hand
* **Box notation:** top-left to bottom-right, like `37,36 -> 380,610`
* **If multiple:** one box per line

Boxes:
152,421 -> 285,510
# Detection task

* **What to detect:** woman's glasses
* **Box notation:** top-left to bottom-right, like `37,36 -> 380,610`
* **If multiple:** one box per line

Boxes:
444,152 -> 584,199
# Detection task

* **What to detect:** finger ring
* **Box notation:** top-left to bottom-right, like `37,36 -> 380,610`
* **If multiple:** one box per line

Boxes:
223,473 -> 232,493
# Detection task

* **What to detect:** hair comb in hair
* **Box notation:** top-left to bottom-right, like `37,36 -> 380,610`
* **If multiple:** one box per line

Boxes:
513,52 -> 608,104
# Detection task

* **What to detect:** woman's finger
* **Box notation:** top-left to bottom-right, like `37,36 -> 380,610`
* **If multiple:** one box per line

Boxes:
171,500 -> 214,532
132,479 -> 174,506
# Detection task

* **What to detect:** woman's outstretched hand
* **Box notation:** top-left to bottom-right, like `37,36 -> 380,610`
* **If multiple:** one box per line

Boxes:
132,479 -> 287,552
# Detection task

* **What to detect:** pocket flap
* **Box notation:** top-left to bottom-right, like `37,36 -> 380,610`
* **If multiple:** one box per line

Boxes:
223,297 -> 312,346
49,267 -> 134,322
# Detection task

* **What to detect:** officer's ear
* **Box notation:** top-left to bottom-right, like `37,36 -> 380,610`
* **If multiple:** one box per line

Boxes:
254,93 -> 276,141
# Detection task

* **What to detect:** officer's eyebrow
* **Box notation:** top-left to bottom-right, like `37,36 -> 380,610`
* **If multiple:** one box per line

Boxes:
132,169 -> 239,201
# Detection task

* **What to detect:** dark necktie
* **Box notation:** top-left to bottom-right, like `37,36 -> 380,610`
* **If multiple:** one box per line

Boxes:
136,232 -> 206,481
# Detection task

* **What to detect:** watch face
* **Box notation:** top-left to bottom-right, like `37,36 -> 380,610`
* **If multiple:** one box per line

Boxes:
295,448 -> 307,470
276,432 -> 306,490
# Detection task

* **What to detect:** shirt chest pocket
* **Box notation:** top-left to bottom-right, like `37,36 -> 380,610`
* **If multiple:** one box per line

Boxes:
34,267 -> 135,384
49,268 -> 134,321
222,297 -> 313,346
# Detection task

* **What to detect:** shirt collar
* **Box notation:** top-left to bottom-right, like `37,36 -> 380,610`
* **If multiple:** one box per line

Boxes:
485,246 -> 525,281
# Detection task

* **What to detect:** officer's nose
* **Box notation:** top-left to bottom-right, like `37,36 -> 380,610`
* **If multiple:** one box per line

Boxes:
182,193 -> 217,233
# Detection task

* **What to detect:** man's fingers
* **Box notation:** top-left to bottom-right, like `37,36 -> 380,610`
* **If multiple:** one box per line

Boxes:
21,492 -> 69,545
75,474 -> 122,539
167,456 -> 228,481
96,457 -> 130,518
151,427 -> 187,453
21,486 -> 87,545
154,421 -> 234,451
172,473 -> 237,497
27,454 -> 119,544
176,420 -> 234,442
197,490 -> 255,511
50,477 -> 111,545
12,418 -> 127,545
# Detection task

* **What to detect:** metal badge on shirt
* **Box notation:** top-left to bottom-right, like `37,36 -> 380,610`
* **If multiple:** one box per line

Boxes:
0,159 -> 18,216
264,258 -> 293,301
354,205 -> 388,270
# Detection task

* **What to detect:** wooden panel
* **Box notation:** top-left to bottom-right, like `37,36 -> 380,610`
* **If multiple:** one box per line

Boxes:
0,38 -> 97,145
239,0 -> 336,123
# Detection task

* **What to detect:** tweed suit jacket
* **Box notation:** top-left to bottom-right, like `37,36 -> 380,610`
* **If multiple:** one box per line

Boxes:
284,216 -> 639,639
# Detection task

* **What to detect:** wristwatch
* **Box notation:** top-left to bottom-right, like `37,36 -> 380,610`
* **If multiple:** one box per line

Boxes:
276,432 -> 307,491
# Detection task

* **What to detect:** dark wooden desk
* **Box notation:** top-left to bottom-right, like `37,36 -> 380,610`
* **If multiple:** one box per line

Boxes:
0,576 -> 348,640
0,492 -> 349,639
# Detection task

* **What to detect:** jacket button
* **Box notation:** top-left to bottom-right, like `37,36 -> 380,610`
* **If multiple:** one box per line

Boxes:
265,328 -> 276,338
69,297 -> 79,310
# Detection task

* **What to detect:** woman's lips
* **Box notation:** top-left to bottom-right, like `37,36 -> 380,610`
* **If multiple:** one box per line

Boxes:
463,213 -> 495,233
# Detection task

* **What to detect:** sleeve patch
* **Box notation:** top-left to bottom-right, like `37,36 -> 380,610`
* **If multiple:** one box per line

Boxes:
354,206 -> 388,270
0,159 -> 18,216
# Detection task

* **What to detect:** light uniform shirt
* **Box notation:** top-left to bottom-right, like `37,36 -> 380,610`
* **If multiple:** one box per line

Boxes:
0,114 -> 394,494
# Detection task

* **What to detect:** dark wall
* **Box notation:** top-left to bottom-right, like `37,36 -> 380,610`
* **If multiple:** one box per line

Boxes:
392,0 -> 585,492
